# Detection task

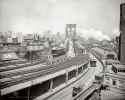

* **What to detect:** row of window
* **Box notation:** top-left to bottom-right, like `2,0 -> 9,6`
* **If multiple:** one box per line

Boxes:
106,62 -> 120,65
112,66 -> 125,73
107,54 -> 115,60
117,69 -> 125,72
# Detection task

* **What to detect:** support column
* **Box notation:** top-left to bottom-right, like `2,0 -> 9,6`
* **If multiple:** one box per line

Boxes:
27,87 -> 30,100
76,65 -> 79,76
66,71 -> 69,83
50,79 -> 53,92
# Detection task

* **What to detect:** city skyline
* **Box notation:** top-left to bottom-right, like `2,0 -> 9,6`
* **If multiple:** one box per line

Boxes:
0,0 -> 122,40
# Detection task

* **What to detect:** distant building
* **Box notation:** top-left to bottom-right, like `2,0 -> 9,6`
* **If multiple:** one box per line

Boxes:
119,3 -> 125,65
23,34 -> 35,43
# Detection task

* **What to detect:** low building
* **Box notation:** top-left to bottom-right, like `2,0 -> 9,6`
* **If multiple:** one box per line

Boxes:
104,64 -> 125,92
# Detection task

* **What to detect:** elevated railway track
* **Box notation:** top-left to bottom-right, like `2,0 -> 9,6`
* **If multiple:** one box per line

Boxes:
0,55 -> 89,91
0,59 -> 45,72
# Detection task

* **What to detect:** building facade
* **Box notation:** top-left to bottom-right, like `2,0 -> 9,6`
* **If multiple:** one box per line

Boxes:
119,3 -> 125,65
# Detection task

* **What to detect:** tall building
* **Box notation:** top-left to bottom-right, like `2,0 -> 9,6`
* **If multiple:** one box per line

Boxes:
119,3 -> 125,64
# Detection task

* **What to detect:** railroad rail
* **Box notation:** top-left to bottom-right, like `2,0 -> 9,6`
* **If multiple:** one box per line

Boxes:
0,55 -> 89,90
73,84 -> 101,100
0,59 -> 45,72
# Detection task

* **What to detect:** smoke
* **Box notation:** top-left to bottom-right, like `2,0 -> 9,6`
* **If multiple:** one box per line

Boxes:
77,28 -> 110,41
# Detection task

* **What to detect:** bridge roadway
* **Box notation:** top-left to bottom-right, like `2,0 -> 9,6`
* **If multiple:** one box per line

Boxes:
0,54 -> 89,95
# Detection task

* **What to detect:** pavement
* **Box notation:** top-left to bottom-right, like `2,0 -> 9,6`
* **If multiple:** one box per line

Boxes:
101,90 -> 125,100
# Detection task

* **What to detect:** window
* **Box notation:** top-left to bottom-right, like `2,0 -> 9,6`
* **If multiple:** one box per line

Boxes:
29,80 -> 51,99
68,70 -> 77,80
112,66 -> 117,73
90,61 -> 96,67
112,80 -> 116,85
78,67 -> 83,74
52,74 -> 66,89
118,69 -> 125,72
107,54 -> 115,60
83,64 -> 88,70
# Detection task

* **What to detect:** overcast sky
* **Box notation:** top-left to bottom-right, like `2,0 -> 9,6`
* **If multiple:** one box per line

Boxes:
0,0 -> 122,40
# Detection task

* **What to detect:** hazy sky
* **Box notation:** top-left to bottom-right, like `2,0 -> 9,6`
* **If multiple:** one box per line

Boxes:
0,0 -> 122,40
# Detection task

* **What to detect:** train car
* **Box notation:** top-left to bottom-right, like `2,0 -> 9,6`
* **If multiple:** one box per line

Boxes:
51,47 -> 66,57
90,59 -> 97,67
93,73 -> 103,84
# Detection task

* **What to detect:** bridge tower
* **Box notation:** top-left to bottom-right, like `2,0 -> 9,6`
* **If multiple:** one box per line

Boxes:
64,24 -> 76,57
65,24 -> 76,40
